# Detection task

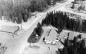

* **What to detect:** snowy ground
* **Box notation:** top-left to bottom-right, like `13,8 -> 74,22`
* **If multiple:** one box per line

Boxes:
1,0 -> 86,54
59,3 -> 86,20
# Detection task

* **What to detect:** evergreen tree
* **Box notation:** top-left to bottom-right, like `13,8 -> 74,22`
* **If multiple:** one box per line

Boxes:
27,22 -> 43,43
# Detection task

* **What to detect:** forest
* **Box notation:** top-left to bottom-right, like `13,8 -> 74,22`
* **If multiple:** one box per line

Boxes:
0,0 -> 64,24
27,22 -> 43,43
41,11 -> 86,33
56,34 -> 86,54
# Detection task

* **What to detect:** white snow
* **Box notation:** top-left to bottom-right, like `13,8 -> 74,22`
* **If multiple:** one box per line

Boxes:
1,0 -> 84,54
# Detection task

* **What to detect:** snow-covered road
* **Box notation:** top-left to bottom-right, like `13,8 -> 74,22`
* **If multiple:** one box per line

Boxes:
0,0 -> 78,54
17,0 -> 76,54
22,0 -> 74,30
16,0 -> 86,54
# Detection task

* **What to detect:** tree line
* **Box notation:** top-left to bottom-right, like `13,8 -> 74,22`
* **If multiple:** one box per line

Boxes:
56,34 -> 86,54
28,0 -> 64,12
41,11 -> 86,33
27,22 -> 43,43
0,0 -> 64,24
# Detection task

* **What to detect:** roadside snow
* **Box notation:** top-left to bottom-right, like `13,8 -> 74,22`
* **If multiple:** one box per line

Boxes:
0,0 -> 80,54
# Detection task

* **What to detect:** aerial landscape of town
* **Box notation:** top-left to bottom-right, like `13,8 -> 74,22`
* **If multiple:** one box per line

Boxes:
0,0 -> 86,54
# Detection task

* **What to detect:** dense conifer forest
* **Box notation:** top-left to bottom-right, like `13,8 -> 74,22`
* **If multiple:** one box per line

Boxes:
56,34 -> 86,54
27,22 -> 43,43
41,11 -> 86,33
